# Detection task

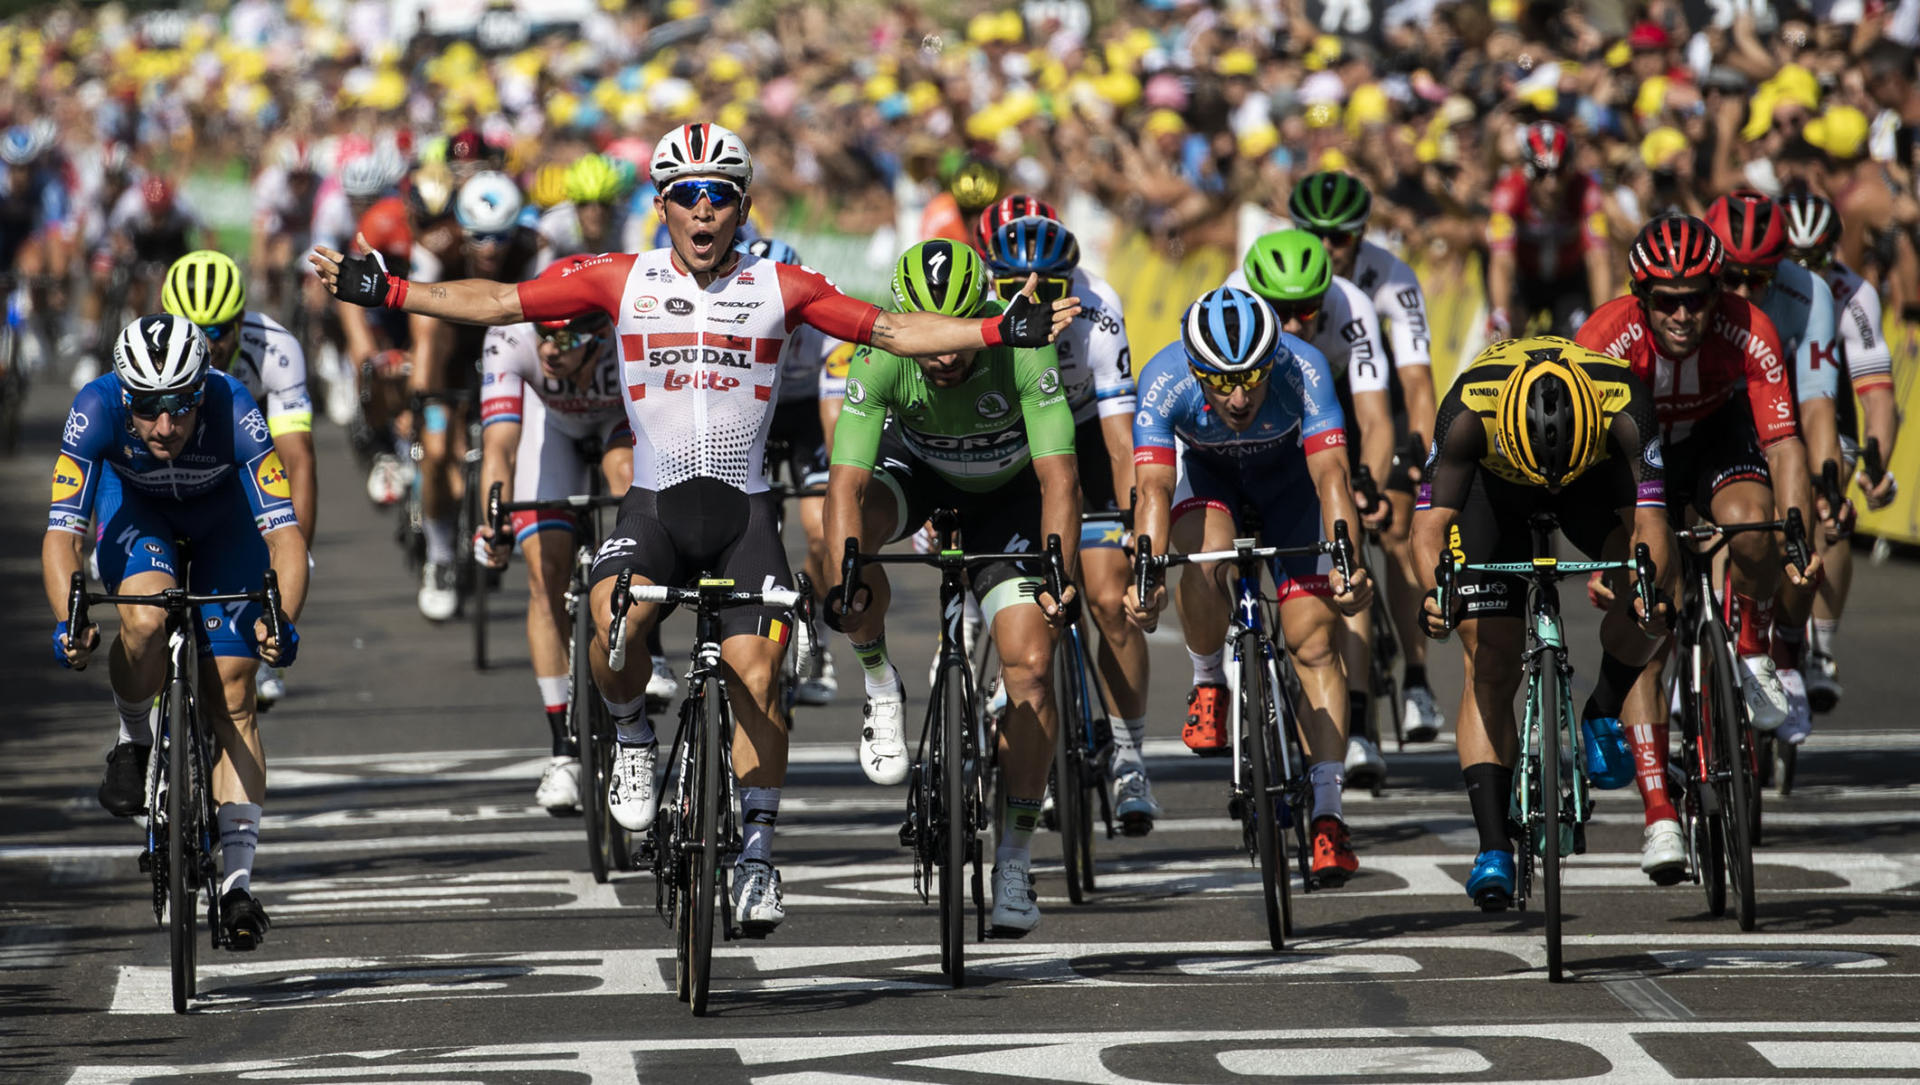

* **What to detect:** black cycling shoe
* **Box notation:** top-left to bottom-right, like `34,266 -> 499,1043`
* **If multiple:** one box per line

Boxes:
220,888 -> 272,951
98,742 -> 150,817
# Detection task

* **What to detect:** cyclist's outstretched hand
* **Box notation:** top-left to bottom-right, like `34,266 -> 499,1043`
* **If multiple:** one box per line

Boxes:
1332,565 -> 1373,616
53,620 -> 99,670
310,233 -> 394,307
1124,581 -> 1166,631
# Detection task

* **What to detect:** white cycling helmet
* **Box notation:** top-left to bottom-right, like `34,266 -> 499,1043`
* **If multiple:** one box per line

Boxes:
113,314 -> 211,393
650,123 -> 753,188
0,124 -> 50,166
341,144 -> 407,198
455,171 -> 524,234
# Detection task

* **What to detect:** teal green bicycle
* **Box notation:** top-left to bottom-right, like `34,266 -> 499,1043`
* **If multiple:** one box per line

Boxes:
1435,512 -> 1654,983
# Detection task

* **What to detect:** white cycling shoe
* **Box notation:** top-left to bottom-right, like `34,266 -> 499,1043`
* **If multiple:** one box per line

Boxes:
1641,818 -> 1687,883
1738,654 -> 1791,731
646,656 -> 679,706
1344,735 -> 1386,785
990,857 -> 1040,936
1403,686 -> 1445,742
1112,769 -> 1162,834
255,666 -> 286,708
607,742 -> 659,831
731,860 -> 786,936
795,646 -> 838,706
1775,668 -> 1814,746
859,692 -> 909,786
535,756 -> 581,814
418,562 -> 459,622
366,453 -> 407,506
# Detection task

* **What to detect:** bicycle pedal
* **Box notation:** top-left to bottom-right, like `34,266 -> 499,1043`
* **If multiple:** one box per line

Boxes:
1187,745 -> 1231,758
1117,814 -> 1154,838
136,849 -> 152,874
1474,889 -> 1512,913
1647,863 -> 1689,887
988,924 -> 1034,941
736,924 -> 775,940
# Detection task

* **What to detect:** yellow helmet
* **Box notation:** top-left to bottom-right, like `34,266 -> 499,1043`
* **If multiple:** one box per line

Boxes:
1494,338 -> 1607,488
946,159 -> 1005,215
529,162 -> 569,210
564,153 -> 624,205
162,250 -> 247,328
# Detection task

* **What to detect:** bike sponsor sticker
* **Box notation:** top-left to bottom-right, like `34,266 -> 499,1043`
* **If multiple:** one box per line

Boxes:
51,453 -> 86,503
824,342 -> 855,379
666,298 -> 694,316
254,450 -> 292,500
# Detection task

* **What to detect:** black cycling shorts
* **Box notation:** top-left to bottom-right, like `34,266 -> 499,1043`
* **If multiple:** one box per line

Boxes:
767,399 -> 828,488
1663,400 -> 1772,521
590,478 -> 795,642
873,432 -> 1045,608
1444,463 -> 1633,622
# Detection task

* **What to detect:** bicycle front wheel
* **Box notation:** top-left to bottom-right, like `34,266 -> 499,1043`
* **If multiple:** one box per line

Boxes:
164,674 -> 196,1014
573,602 -> 613,883
938,664 -> 969,987
688,685 -> 724,1015
1708,630 -> 1757,931
464,463 -> 487,668
1242,642 -> 1286,951
1053,636 -> 1094,903
1538,661 -> 1565,982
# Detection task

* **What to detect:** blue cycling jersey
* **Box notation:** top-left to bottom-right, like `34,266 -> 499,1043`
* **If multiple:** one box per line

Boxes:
1755,259 -> 1840,403
51,370 -> 298,538
1132,331 -> 1347,470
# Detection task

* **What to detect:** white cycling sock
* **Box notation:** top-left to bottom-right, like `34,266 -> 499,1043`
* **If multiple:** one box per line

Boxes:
605,692 -> 653,745
423,517 -> 456,566
1812,617 -> 1839,652
113,691 -> 153,746
218,802 -> 262,895
739,787 -> 780,865
1110,714 -> 1149,773
1309,761 -> 1345,822
1189,648 -> 1226,685
535,675 -> 568,715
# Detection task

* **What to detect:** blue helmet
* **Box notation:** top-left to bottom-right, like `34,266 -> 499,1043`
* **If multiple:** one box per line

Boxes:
1182,287 -> 1282,376
741,237 -> 801,265
0,125 -> 47,166
985,215 -> 1079,277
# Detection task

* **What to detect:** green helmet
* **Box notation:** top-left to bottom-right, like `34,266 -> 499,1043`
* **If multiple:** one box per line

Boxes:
1241,229 -> 1331,304
891,239 -> 989,317
1288,171 -> 1373,235
162,250 -> 247,328
565,153 -> 624,204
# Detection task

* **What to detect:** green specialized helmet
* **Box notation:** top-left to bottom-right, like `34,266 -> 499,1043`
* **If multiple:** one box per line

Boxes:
565,153 -> 624,204
162,250 -> 247,328
1241,229 -> 1332,304
891,239 -> 989,317
1288,170 -> 1373,235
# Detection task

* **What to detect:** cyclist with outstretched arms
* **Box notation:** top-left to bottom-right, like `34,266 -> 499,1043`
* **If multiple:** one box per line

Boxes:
43,315 -> 306,950
1227,229 -> 1399,786
471,297 -> 633,813
1486,122 -> 1612,339
1781,191 -> 1901,711
159,251 -> 318,709
1704,191 -> 1842,742
979,207 -> 1162,831
1125,287 -> 1373,889
1575,216 -> 1820,882
312,123 -> 1080,936
824,240 -> 1083,935
1410,336 -> 1673,908
1287,171 -> 1447,745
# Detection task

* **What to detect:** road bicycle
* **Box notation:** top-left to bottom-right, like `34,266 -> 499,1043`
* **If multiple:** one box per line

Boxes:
1133,520 -> 1357,950
1434,514 -> 1655,982
66,565 -> 288,1014
1667,509 -> 1810,932
838,512 -> 1072,986
486,481 -> 629,882
763,436 -> 827,712
1353,465 -> 1404,766
615,567 -> 812,1017
1052,511 -> 1126,903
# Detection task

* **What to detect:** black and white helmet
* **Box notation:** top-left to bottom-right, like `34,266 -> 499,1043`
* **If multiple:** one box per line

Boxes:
650,123 -> 753,188
113,314 -> 210,393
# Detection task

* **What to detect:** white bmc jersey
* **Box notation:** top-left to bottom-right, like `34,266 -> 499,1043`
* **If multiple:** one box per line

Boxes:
227,312 -> 313,437
1221,269 -> 1392,394
480,324 -> 628,535
1056,267 -> 1136,424
309,187 -> 356,257
1824,262 -> 1893,385
1348,240 -> 1434,370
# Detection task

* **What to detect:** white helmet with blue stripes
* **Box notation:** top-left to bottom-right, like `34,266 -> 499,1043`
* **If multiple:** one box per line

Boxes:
1182,287 -> 1282,376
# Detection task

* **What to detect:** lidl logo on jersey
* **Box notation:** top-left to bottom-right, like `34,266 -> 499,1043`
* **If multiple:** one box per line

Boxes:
824,343 -> 855,379
51,454 -> 86,503
254,451 -> 292,499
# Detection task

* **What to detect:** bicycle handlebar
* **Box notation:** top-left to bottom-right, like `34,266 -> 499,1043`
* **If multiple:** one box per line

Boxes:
607,569 -> 813,672
1673,508 -> 1809,573
487,480 -> 624,535
1131,522 -> 1351,600
67,569 -> 286,671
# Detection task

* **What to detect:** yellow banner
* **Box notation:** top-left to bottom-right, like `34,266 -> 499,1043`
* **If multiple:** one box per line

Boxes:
1106,232 -> 1233,374
1855,315 -> 1920,543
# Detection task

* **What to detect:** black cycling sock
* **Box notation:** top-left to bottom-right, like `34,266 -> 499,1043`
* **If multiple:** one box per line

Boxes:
1349,690 -> 1374,745
545,707 -> 574,758
1582,651 -> 1647,723
1404,664 -> 1428,691
1463,763 -> 1514,854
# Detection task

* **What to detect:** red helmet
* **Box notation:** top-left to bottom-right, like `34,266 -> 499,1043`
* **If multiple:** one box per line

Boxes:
1704,190 -> 1787,270
973,193 -> 1059,254
142,176 -> 175,215
1629,215 -> 1724,289
357,196 -> 413,261
1518,121 -> 1570,178
448,127 -> 488,163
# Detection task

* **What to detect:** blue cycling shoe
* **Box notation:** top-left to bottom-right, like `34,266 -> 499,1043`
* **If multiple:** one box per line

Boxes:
1581,716 -> 1635,790
1466,850 -> 1515,912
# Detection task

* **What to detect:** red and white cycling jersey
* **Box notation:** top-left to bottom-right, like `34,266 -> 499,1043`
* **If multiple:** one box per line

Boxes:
1576,294 -> 1797,448
515,248 -> 880,492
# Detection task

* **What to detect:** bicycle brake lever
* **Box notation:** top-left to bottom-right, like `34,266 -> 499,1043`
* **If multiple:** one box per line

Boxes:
66,571 -> 90,668
1633,542 -> 1656,623
608,569 -> 634,671
1864,437 -> 1886,488
261,569 -> 284,655
1783,507 -> 1811,576
1433,558 -> 1457,640
1133,533 -> 1155,607
1332,519 -> 1356,590
487,481 -> 505,536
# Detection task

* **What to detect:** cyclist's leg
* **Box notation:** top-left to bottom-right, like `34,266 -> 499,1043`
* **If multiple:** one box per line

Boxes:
1073,428 -> 1149,777
1383,427 -> 1442,738
586,486 -> 684,832
94,480 -> 178,812
1704,428 -> 1790,731
1170,457 -> 1240,753
1809,436 -> 1858,705
517,401 -> 589,757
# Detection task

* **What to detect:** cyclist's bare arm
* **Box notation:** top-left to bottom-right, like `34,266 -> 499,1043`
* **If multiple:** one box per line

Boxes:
865,295 -> 1082,357
1307,443 -> 1370,608
1397,364 -> 1438,457
276,431 -> 318,545
822,463 -> 873,597
1125,461 -> 1178,624
1764,435 -> 1820,584
41,529 -> 86,624
1486,248 -> 1516,322
1584,244 -> 1613,312
311,242 -> 528,325
1800,394 -> 1843,516
1862,385 -> 1899,506
409,313 -> 453,394
1099,413 -> 1135,509
1033,452 -> 1084,617
1353,388 -> 1395,510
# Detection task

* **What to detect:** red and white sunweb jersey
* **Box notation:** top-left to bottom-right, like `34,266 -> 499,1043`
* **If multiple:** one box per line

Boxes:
515,249 -> 881,492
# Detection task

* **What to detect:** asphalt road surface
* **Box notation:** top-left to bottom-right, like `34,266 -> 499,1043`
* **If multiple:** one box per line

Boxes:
5,392 -> 1920,1084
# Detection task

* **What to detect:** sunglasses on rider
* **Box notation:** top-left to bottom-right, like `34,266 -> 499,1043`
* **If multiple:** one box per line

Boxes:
465,229 -> 514,247
537,325 -> 601,352
1311,228 -> 1359,247
661,178 -> 744,209
1191,366 -> 1270,394
1270,301 -> 1322,326
126,382 -> 204,420
993,275 -> 1071,306
197,320 -> 238,343
1721,267 -> 1775,291
1642,286 -> 1718,314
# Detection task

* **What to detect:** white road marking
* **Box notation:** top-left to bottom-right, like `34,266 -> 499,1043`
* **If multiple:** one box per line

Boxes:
1600,976 -> 1693,1020
1754,1041 -> 1920,1070
1215,1046 -> 1492,1075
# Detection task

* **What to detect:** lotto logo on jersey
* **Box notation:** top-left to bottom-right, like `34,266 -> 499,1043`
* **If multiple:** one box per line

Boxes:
254,451 -> 292,499
50,454 -> 85,503
662,368 -> 741,393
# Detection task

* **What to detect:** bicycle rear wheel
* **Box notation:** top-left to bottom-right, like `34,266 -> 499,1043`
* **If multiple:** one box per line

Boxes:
689,686 -> 722,1016
1539,662 -> 1565,982
1707,630 -> 1757,931
1242,640 -> 1286,951
938,663 -> 969,987
164,673 -> 196,1014
573,603 -> 613,883
1264,654 -> 1300,937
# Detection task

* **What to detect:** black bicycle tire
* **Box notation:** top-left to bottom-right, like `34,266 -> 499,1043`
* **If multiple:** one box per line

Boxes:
940,663 -> 968,987
1708,628 -> 1758,931
1243,638 -> 1286,951
1263,654 -> 1298,937
690,684 -> 721,1015
0,322 -> 20,456
670,705 -> 693,1002
1541,659 -> 1565,982
1697,674 -> 1729,918
166,671 -> 195,1014
604,696 -> 635,871
574,600 -> 610,883
464,462 -> 487,667
1054,637 -> 1090,905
